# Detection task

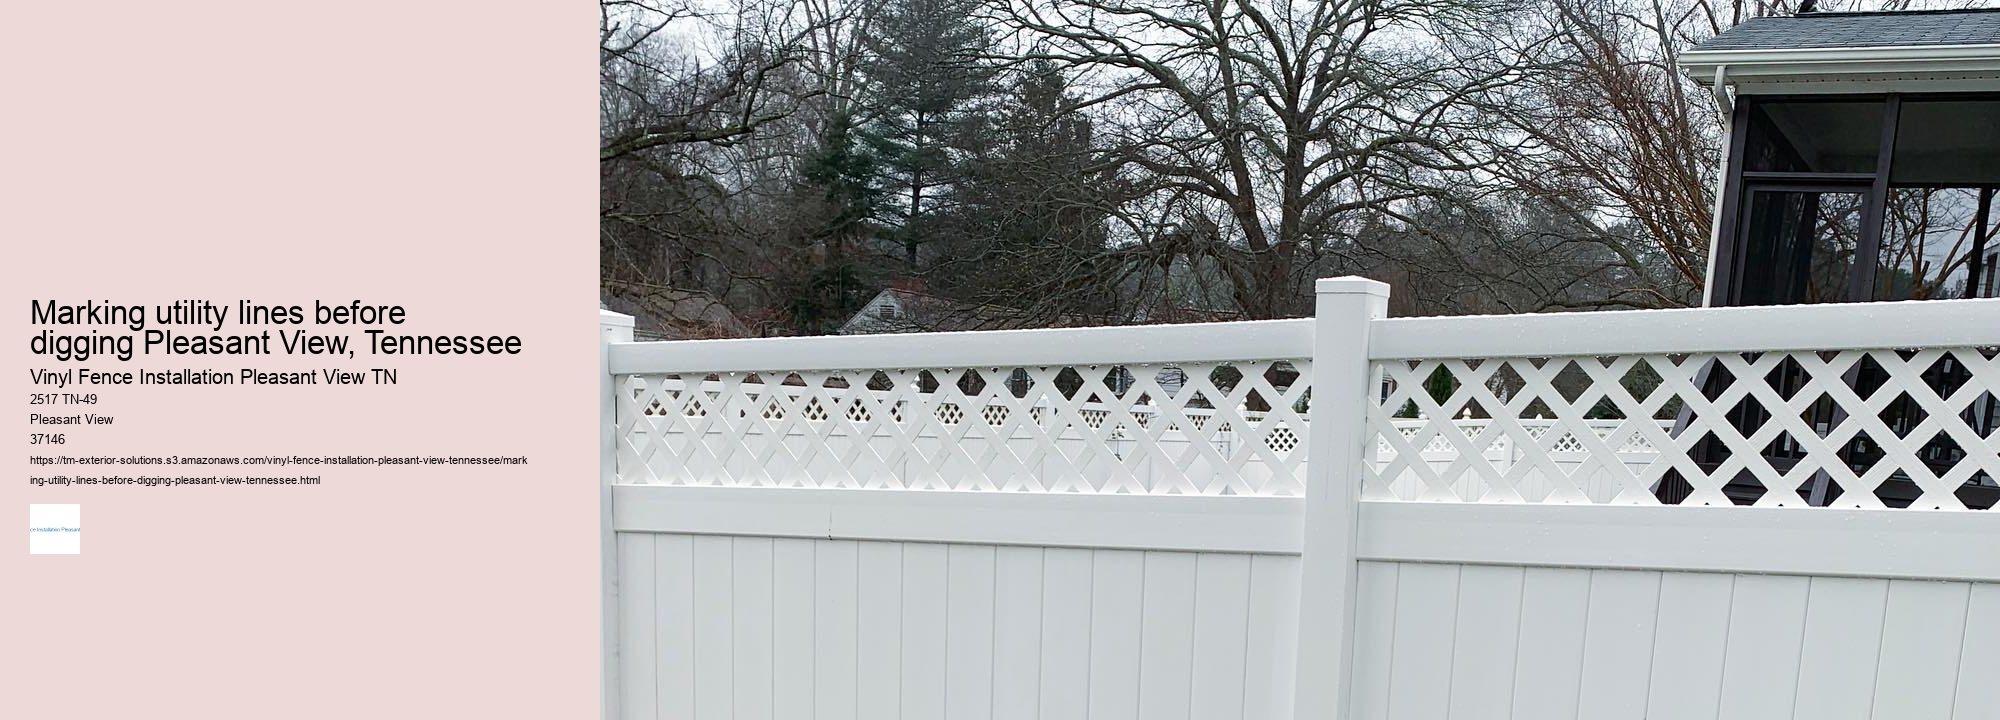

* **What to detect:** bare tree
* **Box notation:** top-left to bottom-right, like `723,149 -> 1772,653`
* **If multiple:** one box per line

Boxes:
1481,0 -> 1979,309
987,0 -> 1542,317
1475,0 -> 1719,307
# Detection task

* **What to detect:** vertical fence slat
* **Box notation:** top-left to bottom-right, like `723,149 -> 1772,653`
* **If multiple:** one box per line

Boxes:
1871,579 -> 1970,719
900,544 -> 949,720
1242,555 -> 1301,720
1716,574 -> 1809,720
1509,567 -> 1591,720
1643,572 -> 1733,720
944,544 -> 997,720
813,540 -> 860,720
1386,563 -> 1461,720
992,546 -> 1046,720
1086,550 -> 1145,720
1792,577 -> 1889,720
1347,561 -> 1400,720
732,538 -> 775,720
857,542 -> 904,720
1190,553 -> 1253,720
1039,548 -> 1095,720
656,535 -> 696,720
772,539 -> 816,720
1137,551 -> 1199,720
1952,583 -> 2000,720
1575,570 -> 1664,720
618,533 -> 657,720
692,536 -> 736,720
1446,565 -> 1525,720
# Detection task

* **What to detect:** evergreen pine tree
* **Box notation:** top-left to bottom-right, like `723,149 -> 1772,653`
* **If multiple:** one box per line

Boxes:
859,0 -> 994,270
786,110 -> 883,334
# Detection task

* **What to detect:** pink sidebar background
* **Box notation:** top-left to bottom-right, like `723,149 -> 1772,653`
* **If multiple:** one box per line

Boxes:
0,1 -> 601,716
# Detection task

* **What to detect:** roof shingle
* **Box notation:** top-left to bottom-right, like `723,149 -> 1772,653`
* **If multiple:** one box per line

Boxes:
1690,8 -> 2000,52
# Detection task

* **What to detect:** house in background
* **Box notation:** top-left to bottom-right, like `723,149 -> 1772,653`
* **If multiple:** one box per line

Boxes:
1680,7 -> 1998,308
1675,7 -> 2000,507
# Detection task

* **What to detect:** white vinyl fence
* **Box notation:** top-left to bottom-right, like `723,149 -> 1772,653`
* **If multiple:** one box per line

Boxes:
598,278 -> 2000,720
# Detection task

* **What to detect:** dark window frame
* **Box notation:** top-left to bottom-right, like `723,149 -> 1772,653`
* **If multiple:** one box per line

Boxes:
1731,180 -> 1871,306
1712,92 -> 2000,307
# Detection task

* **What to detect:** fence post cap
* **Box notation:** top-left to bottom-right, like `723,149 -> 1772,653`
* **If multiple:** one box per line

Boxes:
599,309 -> 636,327
1315,275 -> 1390,297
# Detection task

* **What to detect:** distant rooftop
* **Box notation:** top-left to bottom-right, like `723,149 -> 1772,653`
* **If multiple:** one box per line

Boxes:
1691,8 -> 2000,52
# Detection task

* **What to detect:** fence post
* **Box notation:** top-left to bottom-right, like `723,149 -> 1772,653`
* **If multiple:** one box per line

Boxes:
1294,276 -> 1389,720
600,309 -> 634,720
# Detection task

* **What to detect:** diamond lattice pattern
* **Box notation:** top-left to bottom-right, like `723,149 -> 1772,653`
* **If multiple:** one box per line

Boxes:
1366,349 -> 2000,509
618,361 -> 1311,495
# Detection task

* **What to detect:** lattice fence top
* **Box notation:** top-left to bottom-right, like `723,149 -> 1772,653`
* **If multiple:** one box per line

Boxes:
1366,348 -> 2000,510
616,360 -> 1311,495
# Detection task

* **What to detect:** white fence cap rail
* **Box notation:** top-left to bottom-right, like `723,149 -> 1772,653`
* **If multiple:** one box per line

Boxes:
608,318 -> 1314,375
1371,298 -> 2000,360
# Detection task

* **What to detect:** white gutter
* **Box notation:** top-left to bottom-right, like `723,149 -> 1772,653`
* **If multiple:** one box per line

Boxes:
1700,64 -> 1731,308
1679,43 -> 2000,82
1708,65 -> 1733,116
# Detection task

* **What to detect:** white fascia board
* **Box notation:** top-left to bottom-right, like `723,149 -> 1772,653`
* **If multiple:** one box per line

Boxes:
1680,43 -> 2000,84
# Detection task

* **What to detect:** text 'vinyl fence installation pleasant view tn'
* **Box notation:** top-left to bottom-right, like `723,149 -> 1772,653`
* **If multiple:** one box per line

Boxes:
598,277 -> 2000,720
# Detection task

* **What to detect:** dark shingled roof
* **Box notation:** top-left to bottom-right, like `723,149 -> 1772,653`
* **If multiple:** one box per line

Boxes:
1691,8 -> 2000,52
